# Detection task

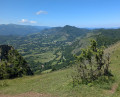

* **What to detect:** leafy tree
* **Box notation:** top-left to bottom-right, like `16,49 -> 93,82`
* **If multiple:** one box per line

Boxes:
72,40 -> 112,84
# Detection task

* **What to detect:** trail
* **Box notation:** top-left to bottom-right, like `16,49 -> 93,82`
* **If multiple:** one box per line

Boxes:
108,83 -> 118,94
0,91 -> 57,97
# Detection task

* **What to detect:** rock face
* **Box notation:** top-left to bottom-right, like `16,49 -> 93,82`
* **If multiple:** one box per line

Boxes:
0,45 -> 33,79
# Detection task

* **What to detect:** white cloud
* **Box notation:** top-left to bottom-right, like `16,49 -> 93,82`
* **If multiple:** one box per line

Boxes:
36,10 -> 48,15
20,19 -> 28,23
20,19 -> 37,24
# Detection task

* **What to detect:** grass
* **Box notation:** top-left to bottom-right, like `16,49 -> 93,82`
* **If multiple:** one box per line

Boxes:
24,51 -> 56,63
41,69 -> 52,74
0,69 -> 72,96
109,46 -> 120,97
0,68 -> 106,97
1,42 -> 120,97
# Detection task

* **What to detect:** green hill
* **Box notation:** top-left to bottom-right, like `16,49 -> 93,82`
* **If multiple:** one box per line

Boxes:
0,42 -> 120,97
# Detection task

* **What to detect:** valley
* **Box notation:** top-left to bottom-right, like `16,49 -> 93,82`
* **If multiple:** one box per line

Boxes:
0,42 -> 120,97
1,0 -> 120,97
1,25 -> 120,74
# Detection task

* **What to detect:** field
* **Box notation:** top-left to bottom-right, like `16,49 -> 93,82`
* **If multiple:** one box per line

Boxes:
1,43 -> 120,97
24,51 -> 56,63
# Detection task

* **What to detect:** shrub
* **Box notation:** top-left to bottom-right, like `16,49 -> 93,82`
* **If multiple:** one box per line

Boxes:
72,40 -> 113,85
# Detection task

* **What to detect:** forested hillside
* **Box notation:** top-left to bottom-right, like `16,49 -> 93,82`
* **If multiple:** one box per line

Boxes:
0,45 -> 33,79
94,29 -> 120,47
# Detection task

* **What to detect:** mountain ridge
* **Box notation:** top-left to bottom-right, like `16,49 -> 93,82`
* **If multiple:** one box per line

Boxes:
0,24 -> 51,36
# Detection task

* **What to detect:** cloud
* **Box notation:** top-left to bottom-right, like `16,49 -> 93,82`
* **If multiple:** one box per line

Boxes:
20,19 -> 28,23
20,19 -> 37,24
36,10 -> 48,15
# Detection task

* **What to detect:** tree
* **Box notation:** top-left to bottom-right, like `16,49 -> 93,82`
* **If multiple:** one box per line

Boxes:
72,40 -> 112,84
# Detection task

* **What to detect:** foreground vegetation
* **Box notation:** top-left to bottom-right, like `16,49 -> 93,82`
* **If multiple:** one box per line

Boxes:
73,40 -> 112,85
0,45 -> 33,79
0,42 -> 120,97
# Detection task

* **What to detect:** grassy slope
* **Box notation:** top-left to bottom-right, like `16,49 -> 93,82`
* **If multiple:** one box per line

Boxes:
24,51 -> 56,63
0,68 -> 105,97
1,42 -> 120,97
109,42 -> 120,97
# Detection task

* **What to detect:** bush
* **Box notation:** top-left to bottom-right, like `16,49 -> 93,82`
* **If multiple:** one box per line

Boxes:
72,40 -> 113,85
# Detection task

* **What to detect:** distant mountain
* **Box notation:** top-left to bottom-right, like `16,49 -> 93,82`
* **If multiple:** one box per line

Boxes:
0,24 -> 51,36
38,25 -> 90,42
0,45 -> 33,79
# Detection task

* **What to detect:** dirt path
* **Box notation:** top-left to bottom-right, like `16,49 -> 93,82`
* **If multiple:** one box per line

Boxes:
0,91 -> 57,97
108,83 -> 118,94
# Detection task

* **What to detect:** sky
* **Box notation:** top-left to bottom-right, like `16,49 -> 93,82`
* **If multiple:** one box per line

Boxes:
0,0 -> 120,28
